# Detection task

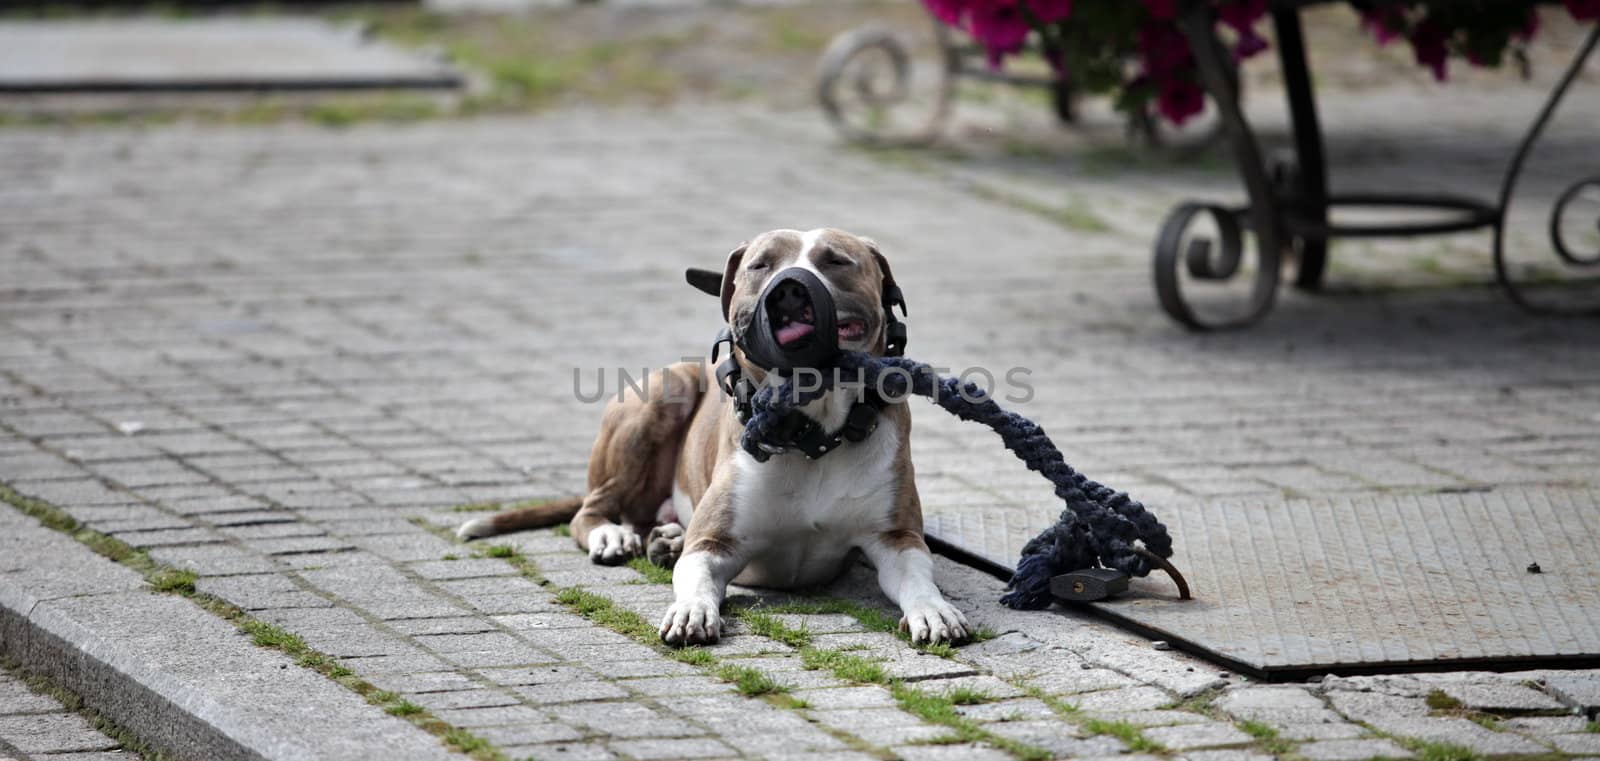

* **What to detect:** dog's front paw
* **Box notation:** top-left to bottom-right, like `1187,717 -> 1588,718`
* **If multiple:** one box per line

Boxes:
659,599 -> 721,645
646,523 -> 685,569
899,597 -> 970,645
587,524 -> 642,565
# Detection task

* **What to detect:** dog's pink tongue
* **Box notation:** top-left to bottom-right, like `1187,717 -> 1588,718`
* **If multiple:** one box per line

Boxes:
776,322 -> 815,346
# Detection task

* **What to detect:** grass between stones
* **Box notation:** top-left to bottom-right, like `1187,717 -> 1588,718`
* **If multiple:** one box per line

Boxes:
625,556 -> 673,585
1238,719 -> 1295,756
0,484 -> 505,761
1080,717 -> 1164,753
457,535 -> 1054,761
1406,739 -> 1481,761
0,655 -> 175,761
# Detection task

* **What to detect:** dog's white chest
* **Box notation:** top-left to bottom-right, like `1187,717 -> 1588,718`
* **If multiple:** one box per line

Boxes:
728,421 -> 900,587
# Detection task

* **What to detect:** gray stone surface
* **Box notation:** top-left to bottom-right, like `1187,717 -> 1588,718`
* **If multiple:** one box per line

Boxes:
0,509 -> 452,761
0,673 -> 128,761
1297,739 -> 1414,761
0,19 -> 457,92
0,72 -> 1598,761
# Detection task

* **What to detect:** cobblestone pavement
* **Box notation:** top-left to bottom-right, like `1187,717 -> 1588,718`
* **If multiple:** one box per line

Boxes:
1,83 -> 1599,761
0,669 -> 130,761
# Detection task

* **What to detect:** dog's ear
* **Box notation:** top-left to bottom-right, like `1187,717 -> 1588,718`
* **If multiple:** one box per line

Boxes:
719,244 -> 747,321
865,239 -> 906,316
684,268 -> 721,298
684,242 -> 747,319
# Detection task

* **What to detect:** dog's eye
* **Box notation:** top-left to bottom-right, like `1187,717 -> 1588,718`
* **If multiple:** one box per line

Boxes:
823,251 -> 853,268
747,261 -> 770,272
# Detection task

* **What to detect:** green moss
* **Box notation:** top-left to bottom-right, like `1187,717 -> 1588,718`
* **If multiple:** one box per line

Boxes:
148,567 -> 197,595
736,608 -> 812,649
554,587 -> 659,644
714,664 -> 789,696
240,620 -> 310,654
799,647 -> 888,685
1409,740 -> 1479,761
1586,721 -> 1600,733
891,684 -> 1051,761
670,647 -> 716,667
625,556 -> 674,585
483,544 -> 517,559
1082,718 -> 1164,753
552,524 -> 571,537
386,700 -> 424,717
1238,719 -> 1294,755
945,687 -> 994,705
1425,689 -> 1464,711
452,502 -> 503,512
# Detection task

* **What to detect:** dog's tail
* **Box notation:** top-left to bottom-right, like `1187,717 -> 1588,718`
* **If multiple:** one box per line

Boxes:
455,496 -> 584,541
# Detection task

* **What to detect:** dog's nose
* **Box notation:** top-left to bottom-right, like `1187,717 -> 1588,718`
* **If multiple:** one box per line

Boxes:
770,280 -> 810,317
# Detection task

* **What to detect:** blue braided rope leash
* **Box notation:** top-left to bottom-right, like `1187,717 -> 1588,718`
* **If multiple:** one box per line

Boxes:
740,351 -> 1188,609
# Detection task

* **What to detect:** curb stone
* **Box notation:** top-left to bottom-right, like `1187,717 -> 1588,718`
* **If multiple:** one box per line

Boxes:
0,504 -> 453,761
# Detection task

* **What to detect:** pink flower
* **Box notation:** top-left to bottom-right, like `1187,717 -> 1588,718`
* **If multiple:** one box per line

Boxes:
1029,0 -> 1073,25
968,1 -> 1032,66
1359,8 -> 1405,46
1141,0 -> 1178,21
1234,26 -> 1268,59
1138,22 -> 1191,77
924,0 -> 966,27
1216,0 -> 1267,33
1408,20 -> 1449,82
1565,0 -> 1600,21
1157,79 -> 1205,125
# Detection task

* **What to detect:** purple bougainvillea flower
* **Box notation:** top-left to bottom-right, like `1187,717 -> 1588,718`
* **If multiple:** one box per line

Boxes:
1566,0 -> 1600,21
1234,25 -> 1269,59
1359,7 -> 1404,46
1029,0 -> 1073,24
1409,20 -> 1449,81
1138,22 -> 1191,77
1141,0 -> 1178,21
969,0 -> 1032,66
924,0 -> 966,26
1217,0 -> 1268,32
1157,78 -> 1205,125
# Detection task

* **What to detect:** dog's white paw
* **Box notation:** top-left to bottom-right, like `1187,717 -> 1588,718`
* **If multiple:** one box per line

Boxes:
456,517 -> 494,540
587,524 -> 642,565
899,597 -> 970,645
659,598 -> 722,645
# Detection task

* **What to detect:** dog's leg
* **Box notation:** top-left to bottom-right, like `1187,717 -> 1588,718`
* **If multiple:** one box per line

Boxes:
862,534 -> 970,645
570,496 -> 643,565
646,523 -> 685,569
658,548 -> 744,645
572,362 -> 703,566
659,478 -> 745,645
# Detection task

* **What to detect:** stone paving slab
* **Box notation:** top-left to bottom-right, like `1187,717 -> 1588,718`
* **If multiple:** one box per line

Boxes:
1094,487 -> 1600,674
0,508 -> 452,761
0,18 -> 459,93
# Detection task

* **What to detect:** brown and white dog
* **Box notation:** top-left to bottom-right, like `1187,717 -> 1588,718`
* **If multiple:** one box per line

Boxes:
458,228 -> 968,646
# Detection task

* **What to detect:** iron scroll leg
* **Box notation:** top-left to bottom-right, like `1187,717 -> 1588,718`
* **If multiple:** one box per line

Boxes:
1153,3 -> 1284,330
1492,24 -> 1600,314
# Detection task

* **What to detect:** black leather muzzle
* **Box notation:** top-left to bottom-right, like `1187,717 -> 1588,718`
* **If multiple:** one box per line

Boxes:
739,267 -> 839,372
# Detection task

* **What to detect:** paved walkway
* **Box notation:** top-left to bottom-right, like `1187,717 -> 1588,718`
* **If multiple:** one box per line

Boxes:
0,669 -> 128,761
0,92 -> 1598,761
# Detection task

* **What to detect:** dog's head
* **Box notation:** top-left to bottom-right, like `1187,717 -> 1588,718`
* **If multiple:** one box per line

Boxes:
687,228 -> 904,373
